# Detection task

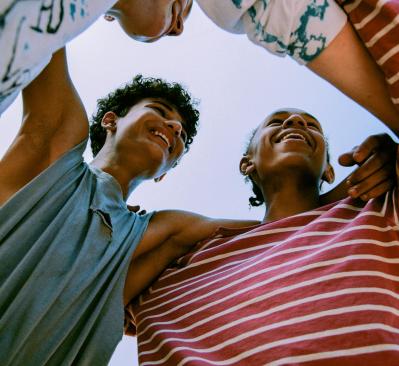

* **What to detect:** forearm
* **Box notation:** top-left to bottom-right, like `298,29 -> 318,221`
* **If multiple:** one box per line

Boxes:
307,22 -> 399,136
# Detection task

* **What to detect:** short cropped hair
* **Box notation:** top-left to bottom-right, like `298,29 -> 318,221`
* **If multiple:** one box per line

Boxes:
89,75 -> 200,156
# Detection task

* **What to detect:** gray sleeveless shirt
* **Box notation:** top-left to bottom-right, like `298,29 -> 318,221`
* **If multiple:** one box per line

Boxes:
0,140 -> 153,365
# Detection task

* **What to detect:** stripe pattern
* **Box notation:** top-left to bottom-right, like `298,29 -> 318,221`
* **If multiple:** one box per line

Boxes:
338,0 -> 399,108
129,191 -> 399,365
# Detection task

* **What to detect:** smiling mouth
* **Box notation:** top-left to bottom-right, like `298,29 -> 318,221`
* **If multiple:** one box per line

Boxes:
277,133 -> 311,146
150,129 -> 172,152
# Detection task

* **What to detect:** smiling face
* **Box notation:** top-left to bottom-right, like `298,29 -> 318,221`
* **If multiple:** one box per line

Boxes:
244,108 -> 333,189
109,0 -> 193,42
104,97 -> 188,179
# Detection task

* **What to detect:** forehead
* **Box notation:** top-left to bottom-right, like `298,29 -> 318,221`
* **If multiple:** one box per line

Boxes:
264,108 -> 322,127
137,97 -> 185,123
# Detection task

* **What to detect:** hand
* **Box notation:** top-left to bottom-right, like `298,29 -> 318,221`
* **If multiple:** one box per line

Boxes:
339,133 -> 397,201
127,204 -> 147,215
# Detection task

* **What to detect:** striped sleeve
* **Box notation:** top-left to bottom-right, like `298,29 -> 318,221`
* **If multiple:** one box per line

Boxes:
338,0 -> 399,110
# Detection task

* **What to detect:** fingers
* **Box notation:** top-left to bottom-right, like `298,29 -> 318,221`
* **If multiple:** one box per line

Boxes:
339,133 -> 397,201
339,133 -> 395,167
347,150 -> 393,186
338,147 -> 358,167
347,164 -> 394,200
350,178 -> 394,201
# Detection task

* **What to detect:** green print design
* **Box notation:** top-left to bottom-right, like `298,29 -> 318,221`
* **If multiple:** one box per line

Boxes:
232,0 -> 243,8
248,0 -> 287,56
289,0 -> 329,62
247,0 -> 330,62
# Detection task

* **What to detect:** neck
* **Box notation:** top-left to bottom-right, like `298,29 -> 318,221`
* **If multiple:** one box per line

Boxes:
260,172 -> 321,223
90,144 -> 143,200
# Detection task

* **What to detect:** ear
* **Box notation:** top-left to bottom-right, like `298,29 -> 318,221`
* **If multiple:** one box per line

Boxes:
154,173 -> 166,183
239,155 -> 256,176
322,163 -> 335,184
101,112 -> 118,132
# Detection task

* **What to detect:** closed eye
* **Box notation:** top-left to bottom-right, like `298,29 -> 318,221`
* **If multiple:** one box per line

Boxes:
267,119 -> 283,126
150,105 -> 167,117
307,122 -> 321,131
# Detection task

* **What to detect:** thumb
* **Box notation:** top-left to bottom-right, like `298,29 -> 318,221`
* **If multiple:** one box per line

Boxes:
338,149 -> 358,167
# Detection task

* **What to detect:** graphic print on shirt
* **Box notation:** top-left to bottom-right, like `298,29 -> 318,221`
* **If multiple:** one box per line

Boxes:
245,0 -> 331,62
0,0 -> 88,104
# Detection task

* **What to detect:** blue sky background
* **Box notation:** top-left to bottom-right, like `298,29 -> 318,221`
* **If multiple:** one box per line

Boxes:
0,3 -> 393,365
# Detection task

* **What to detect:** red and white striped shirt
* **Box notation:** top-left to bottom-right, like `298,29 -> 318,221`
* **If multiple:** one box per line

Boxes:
339,0 -> 399,109
130,191 -> 399,365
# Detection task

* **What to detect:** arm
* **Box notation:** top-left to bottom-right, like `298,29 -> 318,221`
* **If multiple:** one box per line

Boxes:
320,133 -> 397,205
307,22 -> 399,135
0,47 -> 88,205
123,210 -> 258,304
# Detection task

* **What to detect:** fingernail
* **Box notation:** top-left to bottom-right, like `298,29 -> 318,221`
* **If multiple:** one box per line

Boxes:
346,179 -> 352,186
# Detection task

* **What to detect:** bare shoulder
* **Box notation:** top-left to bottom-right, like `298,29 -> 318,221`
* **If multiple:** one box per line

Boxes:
0,48 -> 88,206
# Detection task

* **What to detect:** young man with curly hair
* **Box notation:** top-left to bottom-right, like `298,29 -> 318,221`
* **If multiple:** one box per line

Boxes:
0,47 -> 258,365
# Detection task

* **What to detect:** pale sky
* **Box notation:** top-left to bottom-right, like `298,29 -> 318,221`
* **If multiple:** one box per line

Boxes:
0,3 -> 392,365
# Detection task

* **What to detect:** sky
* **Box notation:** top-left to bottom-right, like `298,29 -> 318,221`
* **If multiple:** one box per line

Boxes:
0,3 -> 393,365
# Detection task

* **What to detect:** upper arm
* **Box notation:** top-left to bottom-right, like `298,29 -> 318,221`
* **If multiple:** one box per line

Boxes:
307,22 -> 399,136
133,210 -> 258,260
0,48 -> 88,205
132,210 -> 216,260
124,210 -> 257,303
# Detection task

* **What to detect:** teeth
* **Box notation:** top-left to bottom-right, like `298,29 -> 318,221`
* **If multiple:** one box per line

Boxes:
153,130 -> 170,147
281,133 -> 306,142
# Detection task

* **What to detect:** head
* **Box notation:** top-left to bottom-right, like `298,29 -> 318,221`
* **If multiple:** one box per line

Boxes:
89,74 -> 199,181
105,0 -> 193,42
240,108 -> 335,207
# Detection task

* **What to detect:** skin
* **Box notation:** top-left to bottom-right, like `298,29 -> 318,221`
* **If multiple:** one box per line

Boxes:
90,98 -> 189,197
240,109 -> 398,223
307,22 -> 399,136
0,51 -> 396,321
124,111 -> 398,335
107,0 -> 193,42
0,48 -> 257,308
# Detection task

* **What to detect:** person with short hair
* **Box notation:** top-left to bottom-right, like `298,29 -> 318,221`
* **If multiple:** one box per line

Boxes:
0,47 -> 396,365
2,0 -> 399,138
0,0 -> 193,114
0,48 -> 256,366
196,0 -> 399,134
127,108 -> 399,365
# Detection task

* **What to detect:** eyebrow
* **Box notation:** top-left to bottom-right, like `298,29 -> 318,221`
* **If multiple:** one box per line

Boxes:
153,100 -> 174,112
153,100 -> 188,132
271,111 -> 321,127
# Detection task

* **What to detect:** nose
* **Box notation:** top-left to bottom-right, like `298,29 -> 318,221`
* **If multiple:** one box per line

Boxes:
282,114 -> 308,129
168,16 -> 184,36
167,120 -> 182,136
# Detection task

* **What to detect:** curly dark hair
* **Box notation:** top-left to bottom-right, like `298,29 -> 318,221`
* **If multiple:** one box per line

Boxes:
89,74 -> 200,156
243,127 -> 331,207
